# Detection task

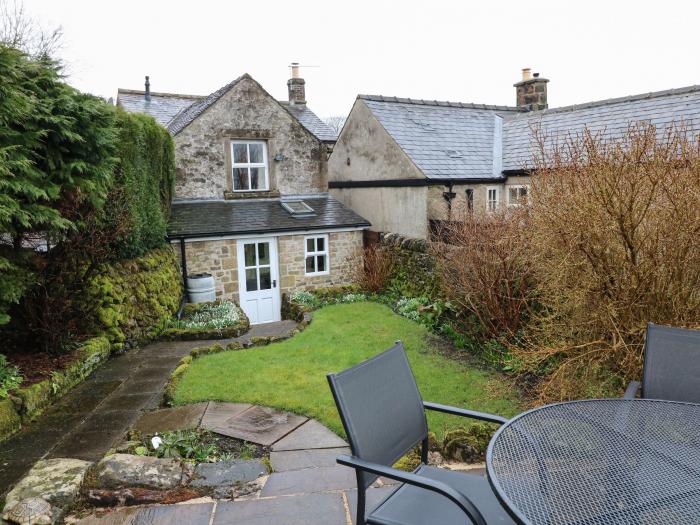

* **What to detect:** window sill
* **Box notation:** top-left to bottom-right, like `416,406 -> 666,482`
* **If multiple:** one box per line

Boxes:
224,189 -> 280,200
305,271 -> 330,277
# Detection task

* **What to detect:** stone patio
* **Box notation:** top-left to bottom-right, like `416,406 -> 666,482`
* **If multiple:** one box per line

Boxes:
72,401 -> 391,525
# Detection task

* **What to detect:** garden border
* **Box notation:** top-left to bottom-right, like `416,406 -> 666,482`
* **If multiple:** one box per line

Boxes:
0,337 -> 112,440
162,312 -> 312,405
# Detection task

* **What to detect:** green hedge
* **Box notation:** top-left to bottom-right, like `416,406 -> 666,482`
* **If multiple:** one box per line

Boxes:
83,247 -> 183,349
111,110 -> 175,259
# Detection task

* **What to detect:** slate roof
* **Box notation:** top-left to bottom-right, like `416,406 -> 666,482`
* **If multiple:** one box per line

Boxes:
502,85 -> 700,171
359,95 -> 522,181
281,102 -> 338,142
167,196 -> 370,238
359,86 -> 700,179
116,90 -> 203,127
117,74 -> 337,142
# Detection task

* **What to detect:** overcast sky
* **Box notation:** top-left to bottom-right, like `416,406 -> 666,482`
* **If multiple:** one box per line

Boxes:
23,0 -> 700,119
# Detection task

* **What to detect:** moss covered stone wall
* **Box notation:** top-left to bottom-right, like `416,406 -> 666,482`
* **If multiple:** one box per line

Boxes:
380,233 -> 441,299
84,246 -> 183,350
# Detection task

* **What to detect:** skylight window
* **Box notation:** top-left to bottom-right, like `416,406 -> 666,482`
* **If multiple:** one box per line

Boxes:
281,200 -> 315,217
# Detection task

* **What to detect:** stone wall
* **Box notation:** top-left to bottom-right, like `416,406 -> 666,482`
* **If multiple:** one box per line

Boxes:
175,240 -> 238,301
175,230 -> 362,303
278,230 -> 363,295
173,75 -> 328,199
427,175 -> 532,222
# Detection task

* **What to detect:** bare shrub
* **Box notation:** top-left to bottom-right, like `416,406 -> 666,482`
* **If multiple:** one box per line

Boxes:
431,209 -> 534,341
518,123 -> 700,401
352,244 -> 394,293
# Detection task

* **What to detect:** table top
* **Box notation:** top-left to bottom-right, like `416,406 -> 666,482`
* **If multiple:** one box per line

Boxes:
486,399 -> 700,525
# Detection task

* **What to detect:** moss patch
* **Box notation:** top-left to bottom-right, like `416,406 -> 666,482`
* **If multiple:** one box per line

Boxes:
83,247 -> 182,350
0,399 -> 21,440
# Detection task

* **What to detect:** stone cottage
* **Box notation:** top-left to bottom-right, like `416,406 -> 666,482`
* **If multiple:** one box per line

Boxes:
328,69 -> 700,238
117,67 -> 369,324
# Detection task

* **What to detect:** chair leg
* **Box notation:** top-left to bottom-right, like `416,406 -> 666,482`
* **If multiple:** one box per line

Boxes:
421,436 -> 429,464
356,471 -> 367,524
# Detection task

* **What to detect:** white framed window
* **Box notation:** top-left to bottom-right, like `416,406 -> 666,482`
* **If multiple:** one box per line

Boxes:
507,185 -> 529,207
231,140 -> 269,192
304,234 -> 329,276
487,186 -> 499,212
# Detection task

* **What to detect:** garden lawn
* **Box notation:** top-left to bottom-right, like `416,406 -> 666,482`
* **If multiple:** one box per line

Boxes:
174,302 -> 522,438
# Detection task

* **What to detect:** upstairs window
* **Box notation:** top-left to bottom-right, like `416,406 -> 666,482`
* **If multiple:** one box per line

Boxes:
305,235 -> 329,275
231,140 -> 269,191
507,185 -> 529,207
487,187 -> 499,212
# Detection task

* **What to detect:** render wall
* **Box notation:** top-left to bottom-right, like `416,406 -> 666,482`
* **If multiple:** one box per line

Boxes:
330,186 -> 428,238
328,99 -> 427,237
173,76 -> 328,199
174,230 -> 362,303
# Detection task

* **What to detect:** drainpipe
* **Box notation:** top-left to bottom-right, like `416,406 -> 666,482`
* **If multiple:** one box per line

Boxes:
178,237 -> 188,318
442,183 -> 456,220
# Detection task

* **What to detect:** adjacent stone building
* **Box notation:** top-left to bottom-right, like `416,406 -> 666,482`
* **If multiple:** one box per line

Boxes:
117,67 -> 369,324
329,69 -> 700,238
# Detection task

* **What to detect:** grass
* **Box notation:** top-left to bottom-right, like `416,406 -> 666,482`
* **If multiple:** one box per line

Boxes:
173,302 -> 522,438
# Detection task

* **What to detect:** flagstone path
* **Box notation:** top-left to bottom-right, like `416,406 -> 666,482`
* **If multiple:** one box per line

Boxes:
0,321 -> 298,497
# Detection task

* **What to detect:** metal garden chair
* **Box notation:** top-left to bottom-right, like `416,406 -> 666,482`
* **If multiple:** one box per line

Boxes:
624,323 -> 700,403
327,341 -> 514,525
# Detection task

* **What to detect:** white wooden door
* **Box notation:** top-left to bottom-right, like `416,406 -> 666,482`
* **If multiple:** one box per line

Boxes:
236,238 -> 281,324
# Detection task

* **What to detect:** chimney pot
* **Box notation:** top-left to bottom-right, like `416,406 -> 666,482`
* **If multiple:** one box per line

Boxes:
287,63 -> 306,105
533,72 -> 540,78
521,68 -> 532,81
144,75 -> 151,101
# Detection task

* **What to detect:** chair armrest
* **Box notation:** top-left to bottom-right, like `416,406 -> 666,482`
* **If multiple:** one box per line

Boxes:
423,401 -> 508,425
623,380 -> 641,399
336,454 -> 487,525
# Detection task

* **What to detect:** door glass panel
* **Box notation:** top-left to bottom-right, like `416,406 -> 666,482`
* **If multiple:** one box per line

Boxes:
249,143 -> 263,163
305,256 -> 315,273
258,243 -> 270,265
233,168 -> 248,190
233,143 -> 248,163
317,255 -> 326,272
249,167 -> 261,189
244,244 -> 256,267
259,267 -> 271,290
245,268 -> 258,291
316,237 -> 325,251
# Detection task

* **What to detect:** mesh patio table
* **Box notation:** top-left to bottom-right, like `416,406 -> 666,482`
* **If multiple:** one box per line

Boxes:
486,399 -> 700,525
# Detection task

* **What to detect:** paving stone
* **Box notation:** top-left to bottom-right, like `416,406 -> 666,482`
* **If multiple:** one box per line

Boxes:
271,419 -> 348,451
75,410 -> 140,433
48,430 -> 126,461
270,447 -> 350,472
4,458 -> 92,511
115,377 -> 167,394
190,460 -> 267,487
97,392 -> 159,412
77,502 -> 213,524
199,402 -> 252,429
213,493 -> 346,525
206,405 -> 307,446
129,367 -> 174,382
132,402 -> 208,434
345,486 -> 398,525
92,454 -> 187,490
261,465 -> 356,496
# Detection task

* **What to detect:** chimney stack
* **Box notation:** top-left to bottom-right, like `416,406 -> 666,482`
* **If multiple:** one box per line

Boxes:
287,62 -> 306,105
145,75 -> 151,101
514,68 -> 548,111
